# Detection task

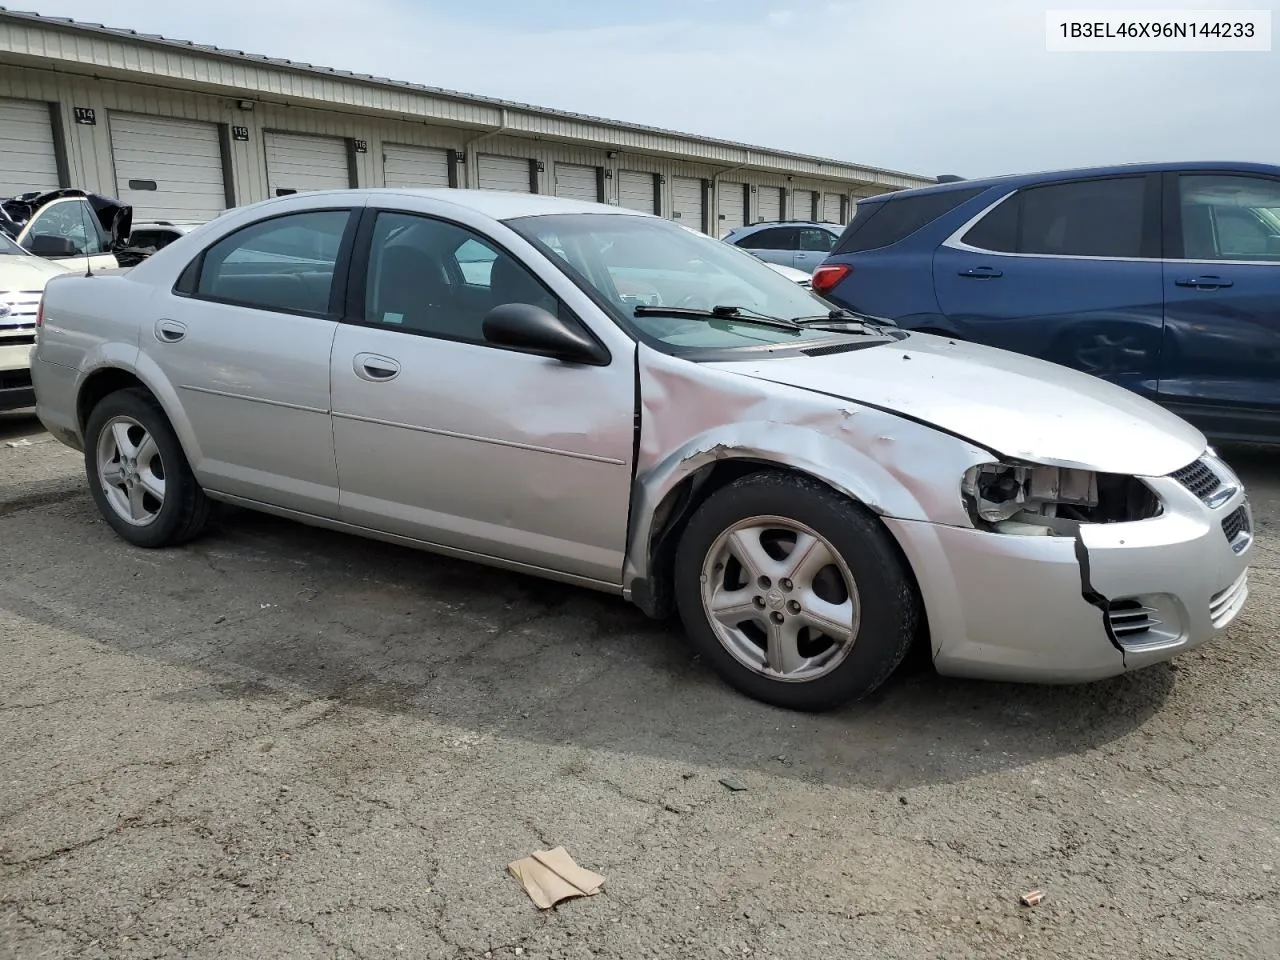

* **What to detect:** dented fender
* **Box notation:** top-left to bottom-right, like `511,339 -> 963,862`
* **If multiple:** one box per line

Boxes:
624,346 -> 995,603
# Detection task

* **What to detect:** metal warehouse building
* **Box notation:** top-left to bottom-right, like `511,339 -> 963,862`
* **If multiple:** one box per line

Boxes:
0,8 -> 931,235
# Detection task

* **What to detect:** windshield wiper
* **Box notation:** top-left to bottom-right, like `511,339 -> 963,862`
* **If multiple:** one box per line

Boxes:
790,308 -> 897,328
633,304 -> 803,332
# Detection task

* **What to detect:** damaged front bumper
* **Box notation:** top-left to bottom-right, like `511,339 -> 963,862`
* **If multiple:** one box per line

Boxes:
885,460 -> 1253,683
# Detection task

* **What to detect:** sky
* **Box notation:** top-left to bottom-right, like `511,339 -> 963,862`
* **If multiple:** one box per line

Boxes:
18,0 -> 1280,178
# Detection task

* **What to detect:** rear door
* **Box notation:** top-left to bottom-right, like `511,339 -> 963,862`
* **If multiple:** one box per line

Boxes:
933,174 -> 1165,399
156,206 -> 357,514
1159,170 -> 1280,441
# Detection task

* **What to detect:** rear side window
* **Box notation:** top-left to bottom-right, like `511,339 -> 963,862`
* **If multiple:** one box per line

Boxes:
832,187 -> 986,254
194,210 -> 350,315
737,227 -> 799,250
963,177 -> 1148,258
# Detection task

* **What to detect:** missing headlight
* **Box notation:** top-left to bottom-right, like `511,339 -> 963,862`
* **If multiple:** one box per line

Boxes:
963,463 -> 1161,532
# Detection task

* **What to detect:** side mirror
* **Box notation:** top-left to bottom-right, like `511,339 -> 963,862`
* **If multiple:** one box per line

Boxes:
482,303 -> 609,365
28,235 -> 80,258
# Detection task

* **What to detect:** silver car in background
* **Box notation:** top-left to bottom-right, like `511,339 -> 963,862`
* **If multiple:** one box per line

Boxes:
31,190 -> 1252,711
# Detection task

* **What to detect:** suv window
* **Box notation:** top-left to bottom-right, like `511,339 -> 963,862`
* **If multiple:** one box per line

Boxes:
21,199 -> 108,257
363,211 -> 558,343
1178,174 -> 1280,261
832,187 -> 985,254
799,227 -> 837,252
195,210 -> 350,315
737,227 -> 799,250
963,177 -> 1147,258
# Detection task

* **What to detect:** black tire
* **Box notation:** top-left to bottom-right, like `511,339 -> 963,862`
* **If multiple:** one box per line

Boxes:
83,387 -> 211,548
673,470 -> 919,711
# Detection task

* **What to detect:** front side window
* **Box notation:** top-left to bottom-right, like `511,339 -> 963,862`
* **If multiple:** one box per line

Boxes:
22,200 -> 108,257
195,210 -> 350,315
1179,174 -> 1280,261
509,213 -> 864,352
362,211 -> 558,342
963,177 -> 1147,258
737,227 -> 799,251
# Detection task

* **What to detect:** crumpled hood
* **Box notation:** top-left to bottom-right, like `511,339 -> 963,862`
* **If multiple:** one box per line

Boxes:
0,254 -> 73,289
710,332 -> 1205,477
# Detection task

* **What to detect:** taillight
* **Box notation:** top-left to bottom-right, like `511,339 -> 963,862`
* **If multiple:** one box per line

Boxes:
811,264 -> 851,295
35,295 -> 44,327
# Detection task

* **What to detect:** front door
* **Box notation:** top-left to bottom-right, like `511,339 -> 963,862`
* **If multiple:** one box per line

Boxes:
933,173 -> 1166,399
735,226 -> 800,269
146,207 -> 356,514
17,197 -> 119,272
330,208 -> 635,585
1159,171 -> 1280,442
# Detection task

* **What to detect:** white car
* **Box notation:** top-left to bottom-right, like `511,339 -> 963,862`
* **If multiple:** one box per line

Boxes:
0,232 -> 71,410
4,193 -> 120,274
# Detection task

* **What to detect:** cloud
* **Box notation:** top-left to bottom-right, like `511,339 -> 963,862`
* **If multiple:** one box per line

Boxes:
20,0 -> 1279,178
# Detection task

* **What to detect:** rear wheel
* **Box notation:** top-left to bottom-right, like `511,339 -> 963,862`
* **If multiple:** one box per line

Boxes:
673,471 -> 919,711
84,388 -> 211,548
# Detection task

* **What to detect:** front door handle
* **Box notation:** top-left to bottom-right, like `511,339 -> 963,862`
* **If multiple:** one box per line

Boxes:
154,319 -> 187,343
958,266 -> 1003,279
353,353 -> 400,382
1175,275 -> 1234,290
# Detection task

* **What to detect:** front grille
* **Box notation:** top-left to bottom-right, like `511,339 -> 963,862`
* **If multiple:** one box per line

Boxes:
1222,504 -> 1252,550
0,289 -> 43,326
1210,571 -> 1249,628
1107,599 -> 1161,640
1170,457 -> 1224,504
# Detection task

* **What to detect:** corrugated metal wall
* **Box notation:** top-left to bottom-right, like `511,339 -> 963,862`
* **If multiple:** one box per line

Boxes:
0,63 -> 870,229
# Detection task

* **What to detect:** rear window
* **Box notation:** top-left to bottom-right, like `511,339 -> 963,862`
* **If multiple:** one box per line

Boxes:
831,187 -> 986,254
962,176 -> 1149,258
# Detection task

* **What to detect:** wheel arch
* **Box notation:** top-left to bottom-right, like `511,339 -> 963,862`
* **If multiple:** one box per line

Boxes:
75,356 -> 202,471
625,432 -> 931,621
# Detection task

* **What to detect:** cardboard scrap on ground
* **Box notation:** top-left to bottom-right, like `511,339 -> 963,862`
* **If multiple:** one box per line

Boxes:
507,847 -> 605,909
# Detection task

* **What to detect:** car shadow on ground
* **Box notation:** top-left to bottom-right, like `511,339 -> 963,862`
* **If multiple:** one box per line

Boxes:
7,494 -> 1184,794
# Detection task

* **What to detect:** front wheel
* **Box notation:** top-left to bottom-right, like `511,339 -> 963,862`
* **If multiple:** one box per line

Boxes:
84,388 -> 211,548
673,471 -> 920,711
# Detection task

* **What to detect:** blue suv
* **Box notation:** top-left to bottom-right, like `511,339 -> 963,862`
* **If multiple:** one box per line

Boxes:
811,162 -> 1280,444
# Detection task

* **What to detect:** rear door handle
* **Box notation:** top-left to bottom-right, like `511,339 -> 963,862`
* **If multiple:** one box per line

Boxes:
154,318 -> 187,343
958,266 -> 1003,279
353,353 -> 400,382
1175,275 -> 1234,289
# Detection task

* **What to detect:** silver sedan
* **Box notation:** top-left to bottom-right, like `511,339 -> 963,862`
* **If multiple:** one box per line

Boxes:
31,189 -> 1253,711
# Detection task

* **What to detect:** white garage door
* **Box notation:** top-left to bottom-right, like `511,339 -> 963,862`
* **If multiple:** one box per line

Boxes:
383,144 -> 450,188
756,185 -> 782,223
554,163 -> 599,202
109,114 -> 227,223
478,154 -> 532,193
264,132 -> 351,196
671,176 -> 704,231
0,98 -> 59,196
717,181 -> 747,236
822,192 -> 843,224
793,189 -> 817,220
618,170 -> 656,213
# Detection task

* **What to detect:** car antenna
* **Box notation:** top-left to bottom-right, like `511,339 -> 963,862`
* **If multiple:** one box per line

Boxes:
78,197 -> 94,278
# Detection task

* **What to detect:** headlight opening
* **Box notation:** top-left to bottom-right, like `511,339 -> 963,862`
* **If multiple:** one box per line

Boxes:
962,463 -> 1161,532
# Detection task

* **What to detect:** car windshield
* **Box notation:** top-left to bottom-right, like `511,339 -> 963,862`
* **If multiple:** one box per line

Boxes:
506,213 -> 855,350
0,232 -> 26,255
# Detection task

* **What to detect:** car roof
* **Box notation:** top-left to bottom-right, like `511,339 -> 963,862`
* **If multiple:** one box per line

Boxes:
727,220 -> 842,235
311,187 -> 654,221
859,160 -> 1280,203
